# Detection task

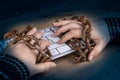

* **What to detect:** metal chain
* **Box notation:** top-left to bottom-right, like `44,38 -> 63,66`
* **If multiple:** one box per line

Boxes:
4,25 -> 52,64
4,16 -> 96,63
69,16 -> 96,62
59,16 -> 96,63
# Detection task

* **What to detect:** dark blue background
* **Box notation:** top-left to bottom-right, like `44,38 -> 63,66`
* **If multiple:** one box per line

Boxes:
0,0 -> 120,80
0,0 -> 120,38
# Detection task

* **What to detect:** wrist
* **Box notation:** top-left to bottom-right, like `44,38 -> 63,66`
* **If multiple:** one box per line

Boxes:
89,16 -> 111,43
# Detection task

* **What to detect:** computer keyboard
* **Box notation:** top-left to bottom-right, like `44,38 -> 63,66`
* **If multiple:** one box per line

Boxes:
0,27 -> 75,60
39,27 -> 75,60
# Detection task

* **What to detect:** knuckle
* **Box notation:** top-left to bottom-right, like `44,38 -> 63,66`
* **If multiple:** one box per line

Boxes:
70,30 -> 75,34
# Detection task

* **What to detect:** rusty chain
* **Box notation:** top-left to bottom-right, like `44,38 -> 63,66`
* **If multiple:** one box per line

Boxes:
69,16 -> 96,62
4,16 -> 96,64
4,25 -> 52,64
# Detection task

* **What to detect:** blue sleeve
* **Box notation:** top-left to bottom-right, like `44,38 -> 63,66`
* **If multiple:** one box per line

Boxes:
0,39 -> 30,80
0,55 -> 30,80
0,39 -> 12,60
104,18 -> 120,40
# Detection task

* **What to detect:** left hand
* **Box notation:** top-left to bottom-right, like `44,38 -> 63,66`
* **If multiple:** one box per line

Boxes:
7,27 -> 56,76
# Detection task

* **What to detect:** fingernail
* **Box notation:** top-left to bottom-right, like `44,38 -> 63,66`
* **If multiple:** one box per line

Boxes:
89,56 -> 93,61
51,63 -> 56,67
57,40 -> 62,44
53,23 -> 57,25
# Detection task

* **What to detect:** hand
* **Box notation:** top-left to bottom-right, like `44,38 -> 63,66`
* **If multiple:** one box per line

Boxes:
7,27 -> 56,76
53,16 -> 110,61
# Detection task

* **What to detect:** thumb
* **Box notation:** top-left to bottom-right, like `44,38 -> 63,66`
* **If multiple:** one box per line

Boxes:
88,41 -> 105,61
26,27 -> 37,35
36,62 -> 56,72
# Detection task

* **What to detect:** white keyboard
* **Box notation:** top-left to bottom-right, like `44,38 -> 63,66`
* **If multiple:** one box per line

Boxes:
0,27 -> 75,60
39,27 -> 75,60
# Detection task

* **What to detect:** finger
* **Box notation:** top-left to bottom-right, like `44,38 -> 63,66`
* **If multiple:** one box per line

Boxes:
58,31 -> 74,44
26,27 -> 37,35
40,40 -> 51,50
53,20 -> 70,27
88,41 -> 105,61
36,62 -> 56,73
33,32 -> 44,39
58,29 -> 82,44
53,20 -> 78,27
54,22 -> 82,36
54,25 -> 70,37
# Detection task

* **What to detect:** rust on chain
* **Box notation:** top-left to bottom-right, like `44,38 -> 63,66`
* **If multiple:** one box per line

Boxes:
61,16 -> 96,63
4,16 -> 96,64
4,25 -> 52,64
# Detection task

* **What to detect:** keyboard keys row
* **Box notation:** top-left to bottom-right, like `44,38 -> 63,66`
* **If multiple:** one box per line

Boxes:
49,49 -> 59,56
39,27 -> 58,33
44,28 -> 51,32
43,31 -> 53,36
49,45 -> 72,57
48,43 -> 65,49
57,45 -> 71,53
47,36 -> 60,43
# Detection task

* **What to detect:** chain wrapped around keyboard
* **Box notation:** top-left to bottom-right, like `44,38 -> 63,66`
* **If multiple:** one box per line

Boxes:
62,16 -> 96,63
70,16 -> 96,62
4,25 -> 52,64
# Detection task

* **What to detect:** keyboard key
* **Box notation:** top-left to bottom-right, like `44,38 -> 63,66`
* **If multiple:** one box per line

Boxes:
47,36 -> 60,43
50,49 -> 59,56
44,28 -> 50,32
39,29 -> 45,32
57,45 -> 71,53
50,37 -> 60,43
10,38 -> 15,42
43,31 -> 53,36
48,43 -> 65,49
51,27 -> 57,32
46,36 -> 52,40
51,27 -> 57,30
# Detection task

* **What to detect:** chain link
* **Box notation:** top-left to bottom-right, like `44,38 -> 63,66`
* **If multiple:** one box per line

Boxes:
4,25 -> 52,64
